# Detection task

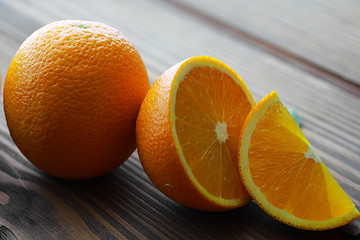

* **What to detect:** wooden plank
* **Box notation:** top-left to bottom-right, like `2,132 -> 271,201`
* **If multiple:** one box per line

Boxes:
164,0 -> 360,86
0,0 -> 359,239
0,141 -> 357,240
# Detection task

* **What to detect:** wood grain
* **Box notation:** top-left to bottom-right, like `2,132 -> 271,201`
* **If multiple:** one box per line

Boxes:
165,0 -> 360,86
160,0 -> 360,97
0,0 -> 359,239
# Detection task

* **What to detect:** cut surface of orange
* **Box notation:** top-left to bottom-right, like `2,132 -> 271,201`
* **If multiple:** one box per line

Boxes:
136,56 -> 255,211
239,91 -> 360,230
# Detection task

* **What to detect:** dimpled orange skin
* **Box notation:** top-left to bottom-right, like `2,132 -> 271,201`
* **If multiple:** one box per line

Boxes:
137,61 -> 242,211
136,62 -> 213,210
4,20 -> 150,179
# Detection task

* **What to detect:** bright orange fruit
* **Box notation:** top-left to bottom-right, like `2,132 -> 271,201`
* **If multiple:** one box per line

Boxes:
136,56 -> 255,211
4,20 -> 150,179
239,91 -> 360,230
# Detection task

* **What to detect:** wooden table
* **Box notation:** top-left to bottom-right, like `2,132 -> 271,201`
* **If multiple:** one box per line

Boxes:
0,0 -> 359,239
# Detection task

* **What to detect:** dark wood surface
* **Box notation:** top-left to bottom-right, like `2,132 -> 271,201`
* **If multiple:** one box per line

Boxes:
0,0 -> 359,239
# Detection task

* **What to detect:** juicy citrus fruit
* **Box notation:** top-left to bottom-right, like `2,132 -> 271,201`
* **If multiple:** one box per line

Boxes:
239,91 -> 360,230
4,20 -> 150,179
136,56 -> 255,211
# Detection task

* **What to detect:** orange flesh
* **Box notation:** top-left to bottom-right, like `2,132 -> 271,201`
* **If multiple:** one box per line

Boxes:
249,102 -> 355,220
174,67 -> 252,200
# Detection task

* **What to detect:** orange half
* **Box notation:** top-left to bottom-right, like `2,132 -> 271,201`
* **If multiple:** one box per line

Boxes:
239,91 -> 360,230
136,56 -> 255,211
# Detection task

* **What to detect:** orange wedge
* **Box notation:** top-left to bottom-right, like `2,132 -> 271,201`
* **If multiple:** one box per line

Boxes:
239,91 -> 360,230
136,56 -> 255,211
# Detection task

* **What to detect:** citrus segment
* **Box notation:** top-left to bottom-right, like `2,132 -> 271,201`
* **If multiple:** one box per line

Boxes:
239,91 -> 360,230
136,56 -> 255,211
175,66 -> 254,200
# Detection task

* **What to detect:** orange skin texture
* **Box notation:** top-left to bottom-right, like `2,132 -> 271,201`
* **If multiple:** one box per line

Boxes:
136,62 -> 238,211
4,20 -> 150,179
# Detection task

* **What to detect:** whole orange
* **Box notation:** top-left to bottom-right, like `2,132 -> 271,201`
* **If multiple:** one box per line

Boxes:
4,20 -> 150,179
